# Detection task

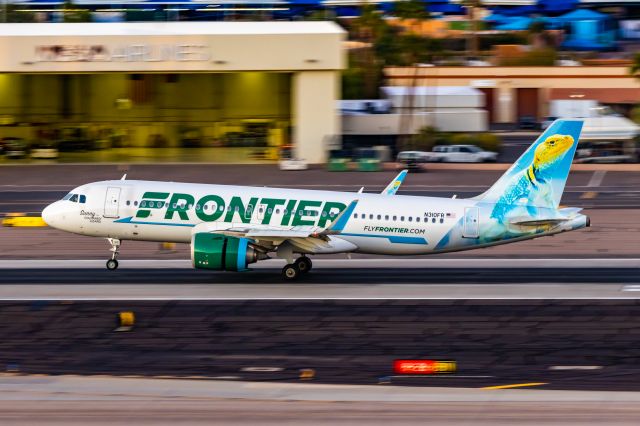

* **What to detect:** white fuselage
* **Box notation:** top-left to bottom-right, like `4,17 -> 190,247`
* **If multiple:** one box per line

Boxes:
42,179 -> 588,256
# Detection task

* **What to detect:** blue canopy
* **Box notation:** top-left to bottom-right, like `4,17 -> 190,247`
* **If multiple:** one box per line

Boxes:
495,17 -> 533,31
557,9 -> 610,22
483,13 -> 508,23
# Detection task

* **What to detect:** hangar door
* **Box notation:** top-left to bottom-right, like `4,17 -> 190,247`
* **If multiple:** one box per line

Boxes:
516,88 -> 540,120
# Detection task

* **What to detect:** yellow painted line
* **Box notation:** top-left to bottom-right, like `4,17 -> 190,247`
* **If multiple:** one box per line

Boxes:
482,382 -> 548,390
580,191 -> 598,200
2,216 -> 47,227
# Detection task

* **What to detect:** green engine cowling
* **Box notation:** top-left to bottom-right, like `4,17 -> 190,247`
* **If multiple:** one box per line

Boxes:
191,233 -> 265,271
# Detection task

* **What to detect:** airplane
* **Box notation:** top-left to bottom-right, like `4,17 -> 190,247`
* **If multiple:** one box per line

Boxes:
42,120 -> 589,280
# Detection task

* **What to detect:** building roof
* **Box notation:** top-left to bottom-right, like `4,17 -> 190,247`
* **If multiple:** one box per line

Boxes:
557,9 -> 610,22
0,21 -> 345,37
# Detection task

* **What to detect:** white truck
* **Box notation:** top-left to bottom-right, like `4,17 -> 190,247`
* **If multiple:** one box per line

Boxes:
427,145 -> 498,163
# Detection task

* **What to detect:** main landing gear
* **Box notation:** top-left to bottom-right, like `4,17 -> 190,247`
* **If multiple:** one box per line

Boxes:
106,238 -> 120,270
281,256 -> 313,281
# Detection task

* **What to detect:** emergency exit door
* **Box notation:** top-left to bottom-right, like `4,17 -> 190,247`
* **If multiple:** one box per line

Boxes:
104,187 -> 121,218
462,207 -> 479,239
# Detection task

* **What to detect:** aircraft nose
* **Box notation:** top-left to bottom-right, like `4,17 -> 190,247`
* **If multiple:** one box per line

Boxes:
42,202 -> 59,228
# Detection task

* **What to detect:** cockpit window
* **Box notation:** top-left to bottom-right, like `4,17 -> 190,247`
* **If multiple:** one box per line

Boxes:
63,193 -> 86,203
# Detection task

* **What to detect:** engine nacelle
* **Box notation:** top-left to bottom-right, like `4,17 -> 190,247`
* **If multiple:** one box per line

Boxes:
191,233 -> 265,271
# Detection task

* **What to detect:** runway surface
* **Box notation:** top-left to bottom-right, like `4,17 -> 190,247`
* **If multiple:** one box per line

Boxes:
2,377 -> 640,425
0,259 -> 639,300
1,299 -> 640,391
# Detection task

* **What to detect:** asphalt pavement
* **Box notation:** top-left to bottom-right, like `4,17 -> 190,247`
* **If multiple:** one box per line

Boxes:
1,299 -> 640,391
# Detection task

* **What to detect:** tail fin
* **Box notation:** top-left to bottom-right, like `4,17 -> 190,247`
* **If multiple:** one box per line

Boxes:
476,119 -> 583,209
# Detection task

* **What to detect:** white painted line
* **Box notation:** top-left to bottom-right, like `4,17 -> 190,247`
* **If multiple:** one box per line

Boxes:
587,170 -> 607,187
240,367 -> 284,373
622,285 -> 640,292
386,375 -> 494,379
549,366 -> 603,371
1,258 -> 639,269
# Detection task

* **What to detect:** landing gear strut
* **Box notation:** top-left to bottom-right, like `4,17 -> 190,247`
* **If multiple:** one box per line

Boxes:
106,238 -> 120,270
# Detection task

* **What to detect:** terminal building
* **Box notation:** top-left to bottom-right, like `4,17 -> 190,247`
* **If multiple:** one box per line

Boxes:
0,22 -> 345,163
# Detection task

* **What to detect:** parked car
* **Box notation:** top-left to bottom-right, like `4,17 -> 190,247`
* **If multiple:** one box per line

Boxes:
428,145 -> 497,163
2,138 -> 28,159
31,142 -> 59,159
396,151 -> 429,171
518,115 -> 539,130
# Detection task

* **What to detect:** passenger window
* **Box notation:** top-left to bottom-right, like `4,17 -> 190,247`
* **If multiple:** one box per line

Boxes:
408,217 -> 412,222
416,217 -> 420,223
393,216 -> 397,221
432,218 -> 436,223
259,208 -> 264,214
276,209 -> 281,214
440,218 -> 444,224
400,216 -> 405,221
385,215 -> 389,220
369,214 -> 373,220
126,201 -> 130,206
377,215 -> 381,220
354,213 -> 358,219
196,204 -> 201,210
134,201 -> 138,206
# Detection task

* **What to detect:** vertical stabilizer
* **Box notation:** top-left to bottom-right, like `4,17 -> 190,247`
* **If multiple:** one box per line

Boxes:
476,120 -> 583,212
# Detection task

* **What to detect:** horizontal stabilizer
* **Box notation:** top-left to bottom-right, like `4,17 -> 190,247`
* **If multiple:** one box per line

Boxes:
510,219 -> 567,227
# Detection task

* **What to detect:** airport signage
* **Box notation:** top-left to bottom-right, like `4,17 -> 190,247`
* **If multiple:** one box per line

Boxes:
33,44 -> 212,63
393,360 -> 457,375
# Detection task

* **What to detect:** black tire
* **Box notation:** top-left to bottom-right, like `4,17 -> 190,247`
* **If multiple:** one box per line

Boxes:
295,257 -> 312,273
282,264 -> 300,280
106,259 -> 119,270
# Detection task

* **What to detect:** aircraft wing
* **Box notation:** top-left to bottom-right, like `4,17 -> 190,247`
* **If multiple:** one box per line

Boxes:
193,200 -> 359,253
381,170 -> 408,195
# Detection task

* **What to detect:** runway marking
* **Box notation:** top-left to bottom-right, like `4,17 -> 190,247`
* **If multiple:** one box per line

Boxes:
622,285 -> 640,292
587,170 -> 607,188
482,382 -> 548,390
240,367 -> 284,373
549,366 -> 602,371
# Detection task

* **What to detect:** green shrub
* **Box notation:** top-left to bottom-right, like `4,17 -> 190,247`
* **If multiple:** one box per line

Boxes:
449,133 -> 475,145
475,133 -> 502,152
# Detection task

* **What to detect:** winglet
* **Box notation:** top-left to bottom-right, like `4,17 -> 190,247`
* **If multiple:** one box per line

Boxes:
324,200 -> 358,234
382,170 -> 408,195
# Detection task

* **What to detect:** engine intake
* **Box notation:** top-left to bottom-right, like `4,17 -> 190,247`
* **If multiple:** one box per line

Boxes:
191,233 -> 266,271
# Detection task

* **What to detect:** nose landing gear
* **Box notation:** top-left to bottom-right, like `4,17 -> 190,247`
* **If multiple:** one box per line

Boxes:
106,238 -> 121,270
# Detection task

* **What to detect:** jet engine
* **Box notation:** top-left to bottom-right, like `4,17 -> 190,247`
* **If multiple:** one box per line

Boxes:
191,233 -> 267,271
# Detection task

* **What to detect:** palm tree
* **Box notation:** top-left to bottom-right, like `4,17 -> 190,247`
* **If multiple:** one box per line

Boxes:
393,0 -> 430,35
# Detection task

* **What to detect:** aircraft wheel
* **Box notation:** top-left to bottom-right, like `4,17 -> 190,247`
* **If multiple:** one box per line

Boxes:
295,257 -> 312,274
282,263 -> 300,281
106,259 -> 119,270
